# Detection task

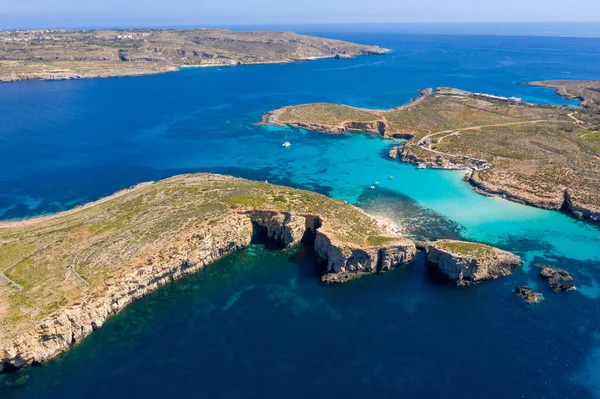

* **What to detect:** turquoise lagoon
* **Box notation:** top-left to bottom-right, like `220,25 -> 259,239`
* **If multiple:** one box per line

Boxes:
1,32 -> 600,398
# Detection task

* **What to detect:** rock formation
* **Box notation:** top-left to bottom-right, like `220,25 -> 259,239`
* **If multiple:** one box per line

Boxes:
426,240 -> 522,284
315,232 -> 416,285
0,174 -> 412,372
515,286 -> 544,303
539,267 -> 576,292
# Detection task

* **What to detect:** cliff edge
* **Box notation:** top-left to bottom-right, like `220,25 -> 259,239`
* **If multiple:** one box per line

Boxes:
0,173 -> 412,372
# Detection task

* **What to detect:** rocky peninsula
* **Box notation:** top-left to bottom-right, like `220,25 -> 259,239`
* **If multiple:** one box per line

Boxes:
0,29 -> 390,82
526,80 -> 600,112
263,83 -> 600,223
0,173 -> 526,372
0,174 -> 415,372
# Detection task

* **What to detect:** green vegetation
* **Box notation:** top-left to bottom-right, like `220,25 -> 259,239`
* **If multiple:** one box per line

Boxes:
0,174 -> 398,344
265,87 -> 600,217
366,236 -> 398,246
0,29 -> 389,82
435,241 -> 493,258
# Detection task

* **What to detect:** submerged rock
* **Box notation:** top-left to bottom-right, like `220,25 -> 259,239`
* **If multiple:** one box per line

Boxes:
427,240 -> 522,284
515,286 -> 544,303
539,267 -> 576,292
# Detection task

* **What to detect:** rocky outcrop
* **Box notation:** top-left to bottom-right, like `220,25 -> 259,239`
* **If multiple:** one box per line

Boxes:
435,87 -> 472,96
0,209 -> 409,372
343,120 -> 388,136
427,240 -> 522,284
468,170 -> 565,210
515,286 -> 544,303
315,231 -> 416,285
262,110 -> 390,137
247,211 -> 312,248
539,267 -> 576,292
563,189 -> 600,222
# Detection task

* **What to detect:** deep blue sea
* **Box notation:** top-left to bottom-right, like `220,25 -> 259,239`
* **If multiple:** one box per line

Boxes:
1,32 -> 600,398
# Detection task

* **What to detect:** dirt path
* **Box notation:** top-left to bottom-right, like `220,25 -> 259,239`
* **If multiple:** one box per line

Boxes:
415,119 -> 550,160
1,246 -> 49,291
568,112 -> 585,125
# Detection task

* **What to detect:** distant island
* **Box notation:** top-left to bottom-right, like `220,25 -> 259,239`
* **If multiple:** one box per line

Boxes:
0,28 -> 390,82
263,82 -> 600,222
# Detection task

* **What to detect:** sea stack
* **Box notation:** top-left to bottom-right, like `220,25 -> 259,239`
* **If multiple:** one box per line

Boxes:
427,240 -> 523,284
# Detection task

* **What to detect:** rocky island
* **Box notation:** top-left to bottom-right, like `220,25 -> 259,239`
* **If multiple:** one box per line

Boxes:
426,240 -> 523,284
0,29 -> 390,82
263,83 -> 600,222
0,173 -> 417,372
0,173 -> 524,372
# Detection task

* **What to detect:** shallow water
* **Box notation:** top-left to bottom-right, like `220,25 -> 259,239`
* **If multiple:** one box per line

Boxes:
1,32 -> 600,397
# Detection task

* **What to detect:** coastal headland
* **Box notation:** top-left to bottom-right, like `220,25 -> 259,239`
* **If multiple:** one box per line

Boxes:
0,174 -> 413,371
263,83 -> 600,222
0,29 -> 390,82
0,174 -> 519,372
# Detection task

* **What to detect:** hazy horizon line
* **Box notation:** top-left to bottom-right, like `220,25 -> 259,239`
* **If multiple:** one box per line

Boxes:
2,21 -> 600,38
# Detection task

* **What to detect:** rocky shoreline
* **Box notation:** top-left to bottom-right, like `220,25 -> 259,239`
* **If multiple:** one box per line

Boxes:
426,240 -> 523,284
0,53 -> 385,84
261,107 -> 394,137
390,144 -> 600,222
0,174 -> 413,372
0,173 -> 527,373
0,210 -> 413,372
263,86 -> 600,224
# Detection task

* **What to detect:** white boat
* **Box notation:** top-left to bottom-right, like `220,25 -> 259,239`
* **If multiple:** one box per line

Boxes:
282,130 -> 291,147
417,163 -> 427,169
370,185 -> 376,190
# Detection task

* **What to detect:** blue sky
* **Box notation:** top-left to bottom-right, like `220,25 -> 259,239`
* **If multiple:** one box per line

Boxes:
2,0 -> 600,29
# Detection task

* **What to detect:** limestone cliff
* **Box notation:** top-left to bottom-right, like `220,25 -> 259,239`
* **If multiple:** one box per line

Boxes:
315,231 -> 416,284
427,240 -> 522,284
0,174 -> 411,372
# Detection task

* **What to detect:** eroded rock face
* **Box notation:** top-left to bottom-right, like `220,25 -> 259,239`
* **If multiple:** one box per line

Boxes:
247,211 -> 308,248
427,240 -> 522,284
0,210 -> 409,372
539,267 -> 576,292
515,286 -> 544,303
1,213 -> 255,372
563,189 -> 600,223
315,231 -> 417,285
